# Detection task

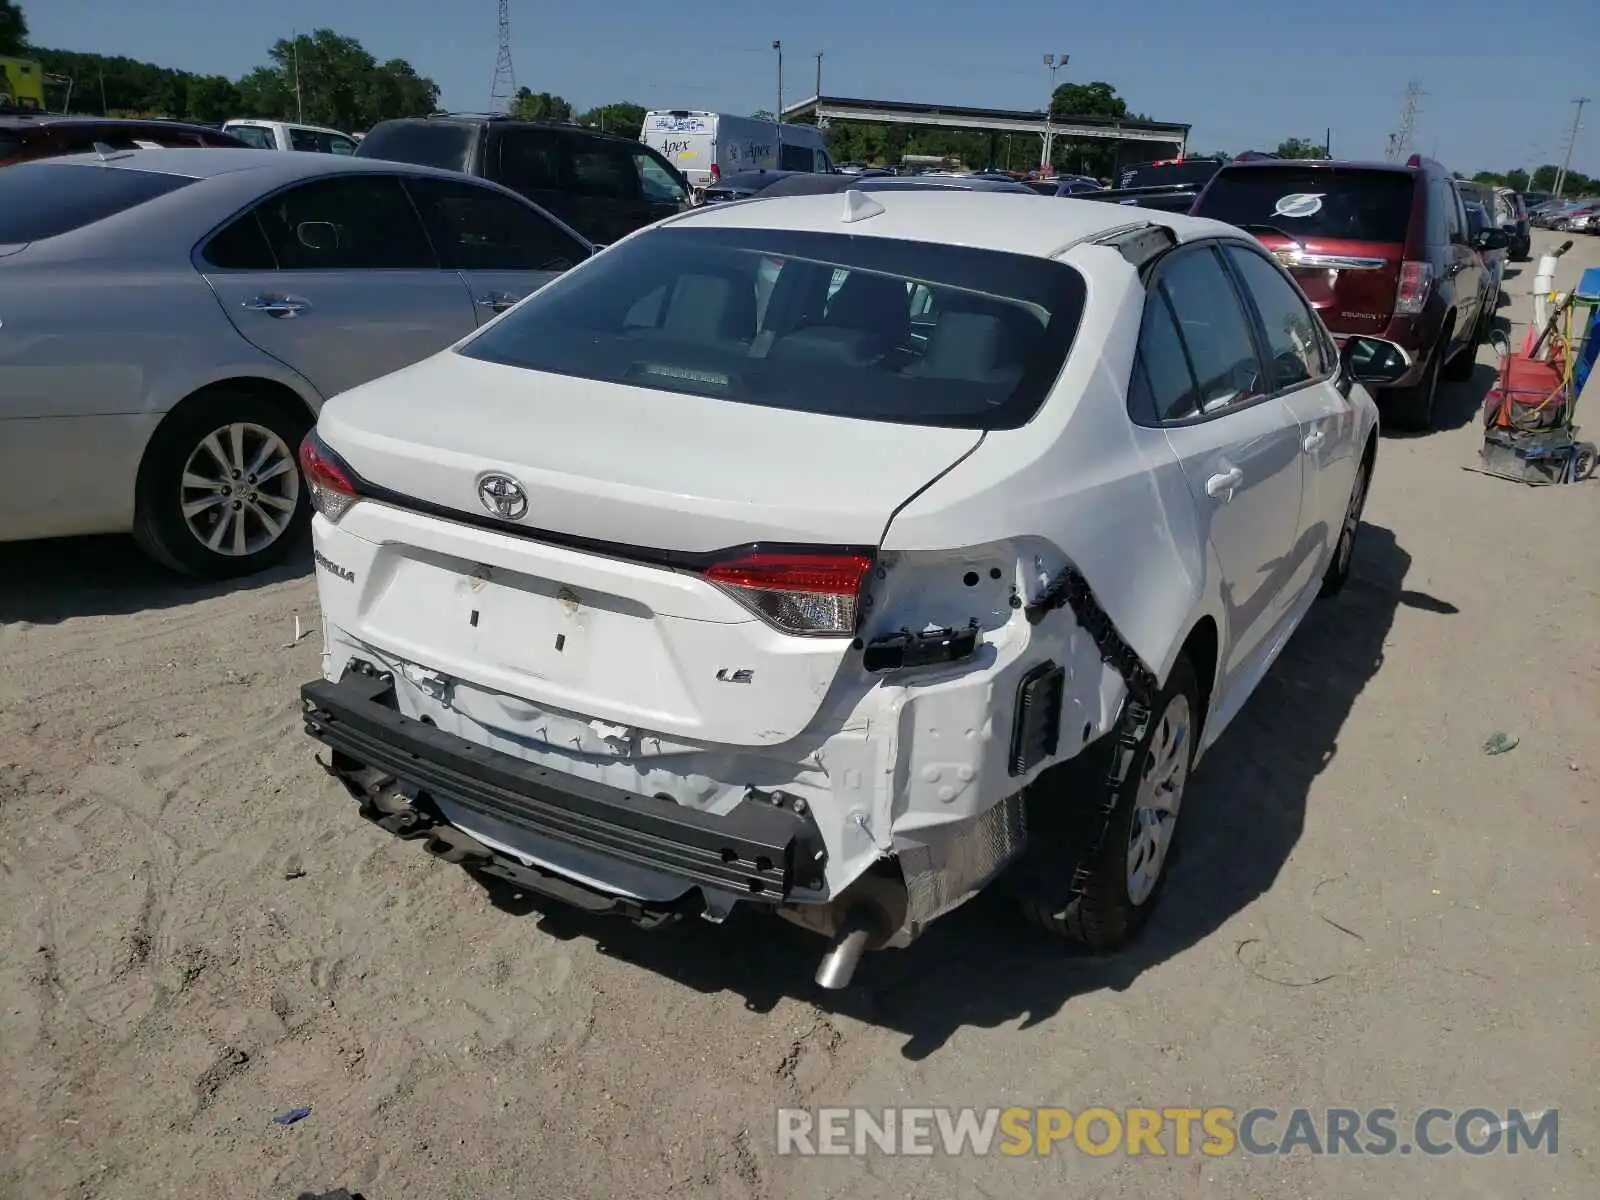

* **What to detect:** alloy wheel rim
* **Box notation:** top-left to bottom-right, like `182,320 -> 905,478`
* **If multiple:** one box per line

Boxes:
179,422 -> 300,557
1126,693 -> 1191,906
1337,467 -> 1369,574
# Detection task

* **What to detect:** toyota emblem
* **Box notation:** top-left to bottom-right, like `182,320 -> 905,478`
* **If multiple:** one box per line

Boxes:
476,472 -> 528,521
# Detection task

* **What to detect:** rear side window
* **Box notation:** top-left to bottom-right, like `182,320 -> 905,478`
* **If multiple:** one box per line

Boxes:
498,128 -> 565,194
0,163 -> 195,242
1194,166 -> 1416,243
357,121 -> 476,172
228,124 -> 276,150
1148,247 -> 1263,418
779,142 -> 814,172
458,225 -> 1088,430
251,175 -> 436,270
405,176 -> 589,271
571,145 -> 641,200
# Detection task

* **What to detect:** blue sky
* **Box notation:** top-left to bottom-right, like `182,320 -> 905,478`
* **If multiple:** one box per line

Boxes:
23,0 -> 1598,177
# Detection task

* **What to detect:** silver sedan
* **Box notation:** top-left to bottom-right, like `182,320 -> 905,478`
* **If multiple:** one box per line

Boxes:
0,148 -> 593,576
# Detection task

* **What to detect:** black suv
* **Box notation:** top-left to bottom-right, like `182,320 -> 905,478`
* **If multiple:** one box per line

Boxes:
356,114 -> 691,245
1190,155 -> 1500,431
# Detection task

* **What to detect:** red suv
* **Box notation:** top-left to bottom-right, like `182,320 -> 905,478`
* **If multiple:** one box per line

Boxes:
1190,156 -> 1503,431
0,115 -> 248,168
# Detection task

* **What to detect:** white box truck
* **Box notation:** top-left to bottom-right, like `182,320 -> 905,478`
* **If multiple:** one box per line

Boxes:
641,110 -> 833,195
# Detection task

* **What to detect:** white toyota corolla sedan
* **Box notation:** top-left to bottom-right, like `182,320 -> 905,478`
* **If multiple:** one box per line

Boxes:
299,189 -> 1401,988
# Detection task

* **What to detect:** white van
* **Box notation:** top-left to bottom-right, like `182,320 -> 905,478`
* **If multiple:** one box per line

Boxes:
223,119 -> 359,155
641,110 -> 832,192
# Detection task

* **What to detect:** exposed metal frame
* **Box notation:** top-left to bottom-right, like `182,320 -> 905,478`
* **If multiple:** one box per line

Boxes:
780,93 -> 1189,155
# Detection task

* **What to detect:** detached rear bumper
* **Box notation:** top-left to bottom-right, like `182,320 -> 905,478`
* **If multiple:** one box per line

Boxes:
301,668 -> 831,910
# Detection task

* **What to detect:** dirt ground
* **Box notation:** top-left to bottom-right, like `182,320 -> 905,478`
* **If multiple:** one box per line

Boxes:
2,231 -> 1597,1200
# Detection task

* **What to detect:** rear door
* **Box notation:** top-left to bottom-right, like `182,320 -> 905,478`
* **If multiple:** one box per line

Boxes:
1222,242 -> 1361,600
492,124 -> 582,230
1193,165 -> 1416,339
1135,243 -> 1305,688
404,175 -> 591,323
568,136 -> 686,243
199,173 -> 478,398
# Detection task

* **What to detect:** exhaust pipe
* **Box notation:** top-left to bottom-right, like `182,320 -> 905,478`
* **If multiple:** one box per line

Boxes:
814,907 -> 880,990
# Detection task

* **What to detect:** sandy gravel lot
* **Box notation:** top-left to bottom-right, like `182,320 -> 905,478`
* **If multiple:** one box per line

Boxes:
2,231 -> 1597,1200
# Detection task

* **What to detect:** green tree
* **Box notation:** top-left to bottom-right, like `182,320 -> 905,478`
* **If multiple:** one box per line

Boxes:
237,30 -> 438,130
1048,80 -> 1144,176
1274,137 -> 1327,160
0,0 -> 26,56
575,101 -> 645,137
510,88 -> 571,122
185,74 -> 241,123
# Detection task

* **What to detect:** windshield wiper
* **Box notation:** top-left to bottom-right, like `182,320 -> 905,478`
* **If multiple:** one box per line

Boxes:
1234,223 -> 1306,251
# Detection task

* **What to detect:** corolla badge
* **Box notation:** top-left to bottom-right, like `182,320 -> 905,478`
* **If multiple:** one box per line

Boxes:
477,472 -> 529,521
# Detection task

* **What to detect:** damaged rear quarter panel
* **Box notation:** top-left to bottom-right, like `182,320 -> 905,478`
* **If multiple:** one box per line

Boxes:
881,251 -> 1214,699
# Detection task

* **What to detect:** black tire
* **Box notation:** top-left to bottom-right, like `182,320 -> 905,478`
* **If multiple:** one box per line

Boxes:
1383,338 -> 1444,432
1019,655 -> 1200,950
1319,453 -> 1372,598
1441,320 -> 1477,382
133,392 -> 311,578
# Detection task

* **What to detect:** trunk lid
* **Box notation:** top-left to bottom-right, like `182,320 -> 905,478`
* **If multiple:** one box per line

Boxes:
319,351 -> 980,552
313,353 -> 982,748
1192,163 -> 1417,337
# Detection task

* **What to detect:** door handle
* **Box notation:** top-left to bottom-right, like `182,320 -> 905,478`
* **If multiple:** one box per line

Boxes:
1205,467 -> 1244,501
1303,429 -> 1326,453
476,291 -> 523,312
242,295 -> 310,317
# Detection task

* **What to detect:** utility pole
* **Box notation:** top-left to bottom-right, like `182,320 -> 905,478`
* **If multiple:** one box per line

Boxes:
292,32 -> 303,123
1553,97 -> 1589,200
814,52 -> 823,102
490,0 -> 517,114
1325,126 -> 1331,157
1040,52 -> 1068,173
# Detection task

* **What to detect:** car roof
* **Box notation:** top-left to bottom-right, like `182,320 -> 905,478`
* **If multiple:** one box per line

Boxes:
226,118 -> 350,137
664,188 -> 1249,259
1214,158 -> 1417,175
369,113 -> 641,146
32,146 -> 480,184
0,114 -> 221,131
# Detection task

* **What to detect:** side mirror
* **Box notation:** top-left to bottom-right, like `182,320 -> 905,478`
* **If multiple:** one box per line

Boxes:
1341,336 -> 1411,386
1475,228 -> 1509,251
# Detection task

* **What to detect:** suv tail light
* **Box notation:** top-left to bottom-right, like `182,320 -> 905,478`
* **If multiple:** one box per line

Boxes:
298,429 -> 360,522
703,551 -> 873,637
1395,260 -> 1434,316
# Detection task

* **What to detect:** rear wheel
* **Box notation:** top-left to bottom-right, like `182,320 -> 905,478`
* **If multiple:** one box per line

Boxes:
1319,455 -> 1371,597
1019,655 -> 1199,950
1383,339 -> 1444,432
133,393 -> 310,578
1442,318 -> 1477,381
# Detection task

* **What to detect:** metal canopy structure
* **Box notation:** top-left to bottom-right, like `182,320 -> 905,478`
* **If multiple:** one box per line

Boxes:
779,94 -> 1189,155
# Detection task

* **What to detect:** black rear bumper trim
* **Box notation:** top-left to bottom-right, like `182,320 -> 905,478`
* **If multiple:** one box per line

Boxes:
301,671 -> 829,901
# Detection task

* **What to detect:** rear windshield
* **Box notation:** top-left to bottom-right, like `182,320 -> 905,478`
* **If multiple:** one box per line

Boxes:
1114,160 -> 1221,189
227,123 -> 275,150
459,225 -> 1088,430
356,121 -> 475,171
0,162 -> 194,242
1194,166 -> 1416,243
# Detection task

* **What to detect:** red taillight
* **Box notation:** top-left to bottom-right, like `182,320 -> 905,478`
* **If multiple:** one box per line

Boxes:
1395,260 -> 1434,316
710,163 -> 721,181
298,429 -> 359,522
703,551 -> 873,637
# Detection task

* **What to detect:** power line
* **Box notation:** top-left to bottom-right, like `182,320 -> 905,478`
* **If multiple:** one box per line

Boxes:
490,0 -> 516,113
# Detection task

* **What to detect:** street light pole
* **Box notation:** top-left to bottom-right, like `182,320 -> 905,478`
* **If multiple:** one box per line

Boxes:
1040,52 -> 1068,174
773,40 -> 784,124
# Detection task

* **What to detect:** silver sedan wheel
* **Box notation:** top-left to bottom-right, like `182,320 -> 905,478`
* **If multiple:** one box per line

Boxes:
179,422 -> 300,557
1126,693 -> 1191,906
1335,466 -> 1369,577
